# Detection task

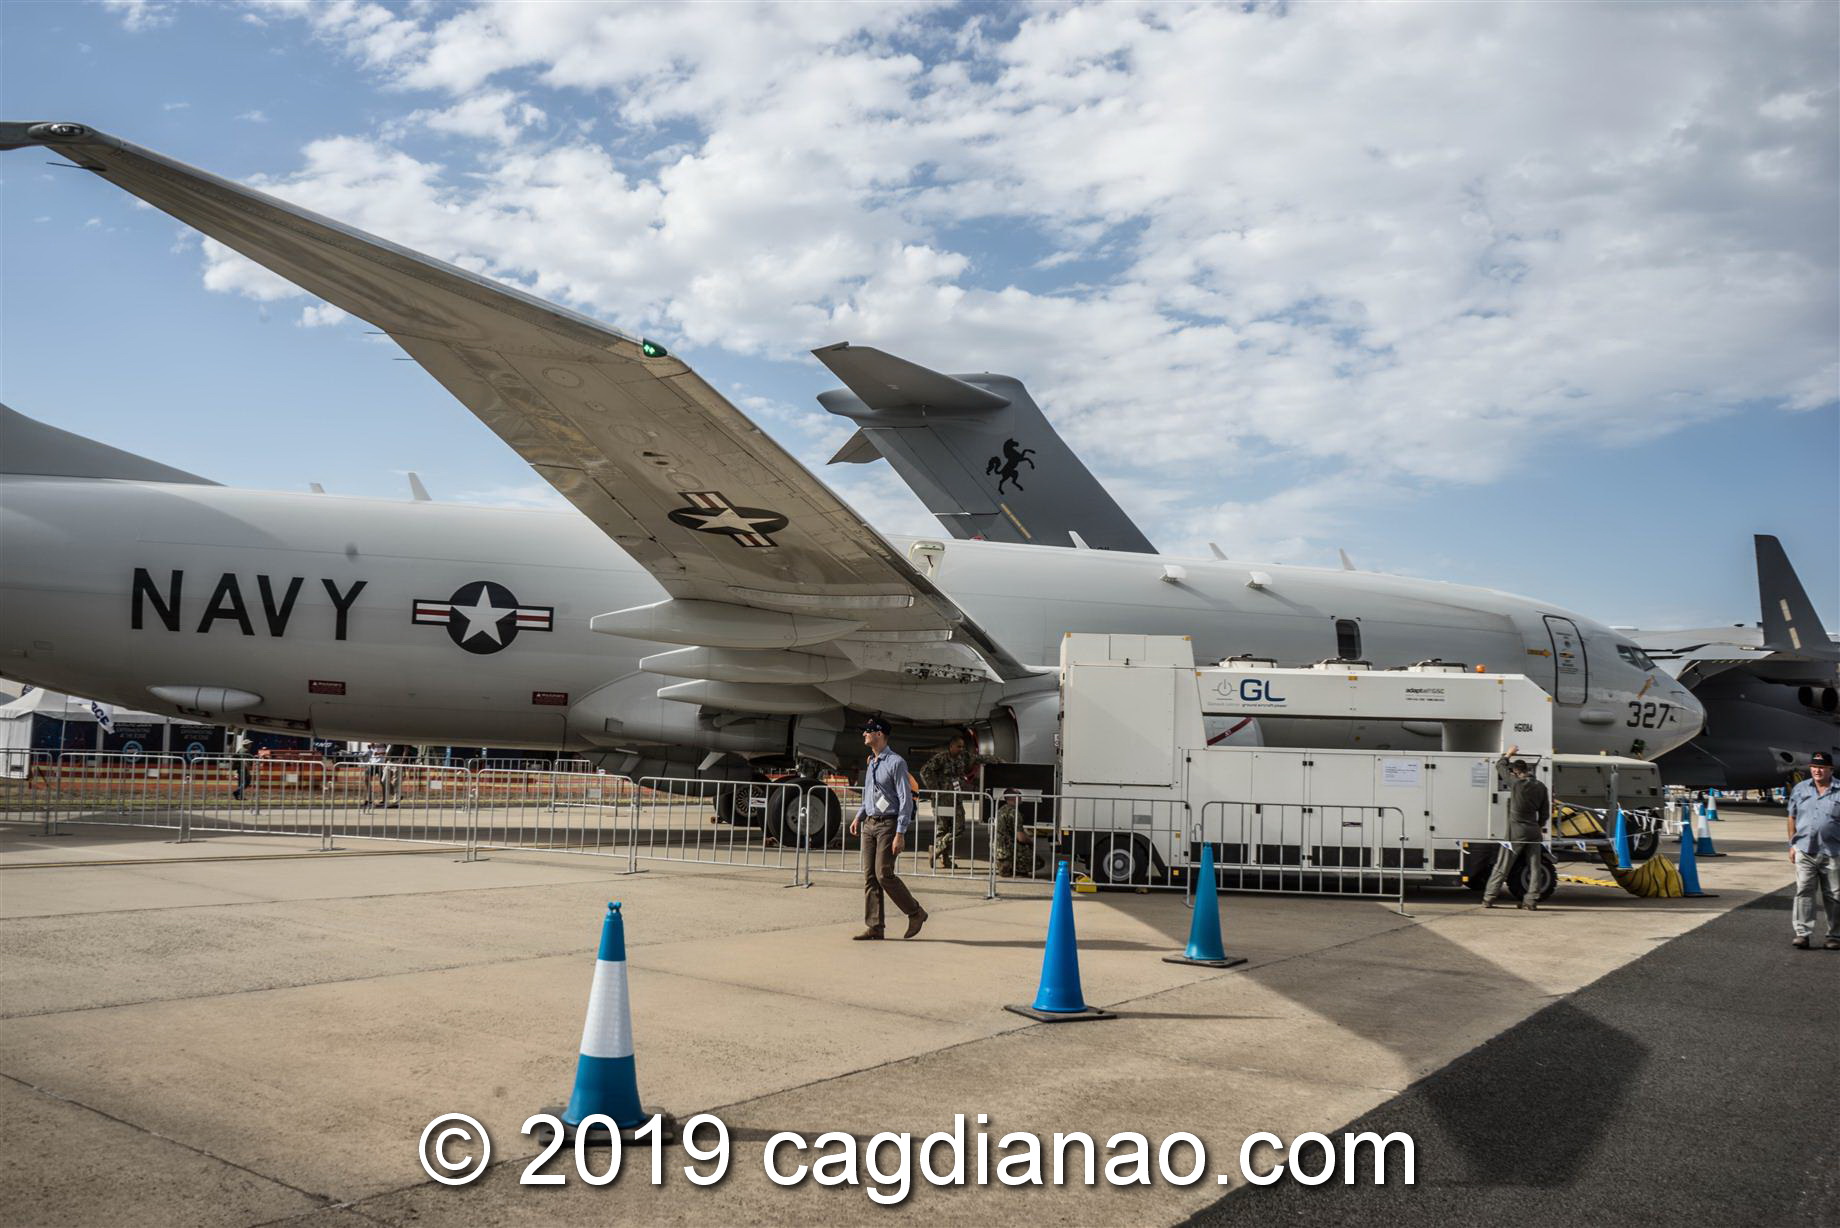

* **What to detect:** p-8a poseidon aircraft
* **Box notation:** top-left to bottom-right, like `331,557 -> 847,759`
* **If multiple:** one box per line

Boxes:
0,122 -> 1701,843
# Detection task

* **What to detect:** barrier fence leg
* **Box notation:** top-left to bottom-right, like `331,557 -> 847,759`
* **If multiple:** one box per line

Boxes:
784,786 -> 812,889
621,792 -> 644,875
169,766 -> 193,845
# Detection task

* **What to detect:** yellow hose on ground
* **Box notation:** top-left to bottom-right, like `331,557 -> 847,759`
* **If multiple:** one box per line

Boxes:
1552,803 -> 1689,898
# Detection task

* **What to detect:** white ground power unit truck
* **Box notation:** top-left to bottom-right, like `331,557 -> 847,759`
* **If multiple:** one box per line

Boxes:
1045,633 -> 1657,896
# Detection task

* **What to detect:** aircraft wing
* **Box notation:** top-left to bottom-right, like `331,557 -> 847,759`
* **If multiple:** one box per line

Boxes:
4,121 -> 1028,681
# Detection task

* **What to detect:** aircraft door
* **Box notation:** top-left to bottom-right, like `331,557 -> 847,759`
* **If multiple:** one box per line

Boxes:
1543,616 -> 1587,705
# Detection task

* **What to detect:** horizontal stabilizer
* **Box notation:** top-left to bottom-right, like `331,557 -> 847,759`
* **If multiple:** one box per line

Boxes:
1,403 -> 217,485
828,429 -> 882,465
1756,535 -> 1838,658
812,343 -> 1010,412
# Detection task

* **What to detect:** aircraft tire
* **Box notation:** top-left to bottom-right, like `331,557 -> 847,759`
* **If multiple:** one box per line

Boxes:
765,781 -> 843,849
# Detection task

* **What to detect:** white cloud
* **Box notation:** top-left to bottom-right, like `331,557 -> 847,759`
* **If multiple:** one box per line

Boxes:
238,110 -> 270,123
205,1 -> 1837,560
103,0 -> 176,32
395,88 -> 544,145
297,303 -> 347,327
162,100 -> 190,111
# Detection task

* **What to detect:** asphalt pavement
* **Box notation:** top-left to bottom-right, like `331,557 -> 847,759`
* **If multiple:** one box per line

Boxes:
1184,884 -> 1839,1227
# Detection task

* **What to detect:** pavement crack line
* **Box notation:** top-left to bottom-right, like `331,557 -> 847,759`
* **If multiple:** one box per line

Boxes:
0,1070 -> 336,1212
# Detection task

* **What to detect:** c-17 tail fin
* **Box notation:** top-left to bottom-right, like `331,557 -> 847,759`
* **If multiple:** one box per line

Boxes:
812,343 -> 1156,554
1756,534 -> 1838,658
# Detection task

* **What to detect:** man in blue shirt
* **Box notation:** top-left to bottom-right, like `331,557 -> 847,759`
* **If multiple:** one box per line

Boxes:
1786,751 -> 1840,950
851,717 -> 927,940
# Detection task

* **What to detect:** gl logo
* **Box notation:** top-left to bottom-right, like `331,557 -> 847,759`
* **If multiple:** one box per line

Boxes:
1239,678 -> 1285,703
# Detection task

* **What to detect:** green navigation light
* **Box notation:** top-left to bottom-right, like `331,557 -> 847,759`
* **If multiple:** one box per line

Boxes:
640,339 -> 668,358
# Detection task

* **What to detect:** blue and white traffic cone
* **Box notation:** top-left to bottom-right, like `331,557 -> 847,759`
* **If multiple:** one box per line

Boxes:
1611,809 -> 1632,870
545,903 -> 675,1144
1705,792 -> 1721,821
1005,861 -> 1113,1023
1693,804 -> 1726,858
1164,843 -> 1247,969
1675,822 -> 1714,898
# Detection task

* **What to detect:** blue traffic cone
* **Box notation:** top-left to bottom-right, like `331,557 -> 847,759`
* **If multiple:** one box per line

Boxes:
1164,844 -> 1247,969
1005,861 -> 1113,1023
545,903 -> 676,1143
1693,804 -> 1726,857
1612,809 -> 1632,869
1675,823 -> 1714,897
1705,793 -> 1721,821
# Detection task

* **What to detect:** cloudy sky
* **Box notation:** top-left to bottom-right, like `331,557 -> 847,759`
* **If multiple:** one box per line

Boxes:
2,0 -> 1835,630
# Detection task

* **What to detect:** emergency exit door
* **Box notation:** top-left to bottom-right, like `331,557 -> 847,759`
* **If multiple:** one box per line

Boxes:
1543,615 -> 1587,704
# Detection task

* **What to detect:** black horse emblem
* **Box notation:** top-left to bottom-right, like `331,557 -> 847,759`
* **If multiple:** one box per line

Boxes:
985,438 -> 1036,494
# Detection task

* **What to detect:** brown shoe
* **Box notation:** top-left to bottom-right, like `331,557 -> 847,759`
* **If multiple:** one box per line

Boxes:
1825,939 -> 1840,950
904,910 -> 928,939
852,929 -> 883,941
1791,936 -> 1811,949
1484,898 -> 1498,908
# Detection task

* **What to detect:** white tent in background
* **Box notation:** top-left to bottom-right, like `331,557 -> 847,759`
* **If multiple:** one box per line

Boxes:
0,689 -> 177,761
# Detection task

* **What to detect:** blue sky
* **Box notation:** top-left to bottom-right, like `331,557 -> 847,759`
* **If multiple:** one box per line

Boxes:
2,0 -> 1835,633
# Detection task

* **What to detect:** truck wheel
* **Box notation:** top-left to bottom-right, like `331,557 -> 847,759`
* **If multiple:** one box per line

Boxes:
1509,850 -> 1559,901
1462,844 -> 1495,893
1089,834 -> 1156,886
766,781 -> 842,849
1627,822 -> 1660,864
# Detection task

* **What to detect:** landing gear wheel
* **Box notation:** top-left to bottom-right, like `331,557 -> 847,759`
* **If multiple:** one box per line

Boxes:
713,781 -> 769,828
1088,834 -> 1156,887
765,781 -> 843,849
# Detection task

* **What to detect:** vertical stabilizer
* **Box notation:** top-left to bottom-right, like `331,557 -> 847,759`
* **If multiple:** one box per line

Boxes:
812,343 -> 1156,554
1755,534 -> 1836,656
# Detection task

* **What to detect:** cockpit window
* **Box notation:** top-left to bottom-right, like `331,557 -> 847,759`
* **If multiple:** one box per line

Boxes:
1615,643 -> 1658,671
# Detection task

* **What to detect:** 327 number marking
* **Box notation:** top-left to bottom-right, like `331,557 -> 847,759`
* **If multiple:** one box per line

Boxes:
1625,701 -> 1672,729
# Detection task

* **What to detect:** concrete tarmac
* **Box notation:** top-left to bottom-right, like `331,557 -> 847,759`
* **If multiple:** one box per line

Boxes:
1184,881 -> 1838,1226
0,805 -> 1807,1226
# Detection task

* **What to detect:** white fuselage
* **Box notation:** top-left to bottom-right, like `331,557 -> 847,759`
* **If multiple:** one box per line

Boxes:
0,476 -> 1702,762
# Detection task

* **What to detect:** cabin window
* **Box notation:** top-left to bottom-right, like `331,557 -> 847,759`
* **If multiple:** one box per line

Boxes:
1335,618 -> 1361,661
1615,643 -> 1658,671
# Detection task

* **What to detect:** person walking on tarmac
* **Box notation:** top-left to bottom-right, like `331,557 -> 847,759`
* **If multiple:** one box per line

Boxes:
1484,746 -> 1551,910
1786,750 -> 1840,950
851,717 -> 927,941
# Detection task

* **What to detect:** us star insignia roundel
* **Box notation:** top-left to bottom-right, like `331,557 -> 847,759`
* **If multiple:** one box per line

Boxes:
666,490 -> 790,548
412,581 -> 554,655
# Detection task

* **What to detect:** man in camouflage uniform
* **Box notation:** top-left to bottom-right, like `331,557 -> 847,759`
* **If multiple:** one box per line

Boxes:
992,789 -> 1037,878
920,734 -> 988,869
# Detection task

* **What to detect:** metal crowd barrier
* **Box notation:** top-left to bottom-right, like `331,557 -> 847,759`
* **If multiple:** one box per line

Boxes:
982,792 -> 1194,895
1197,800 -> 1412,913
0,751 -> 639,857
629,777 -> 807,880
0,749 -> 55,833
471,768 -> 635,857
0,755 -> 1434,915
